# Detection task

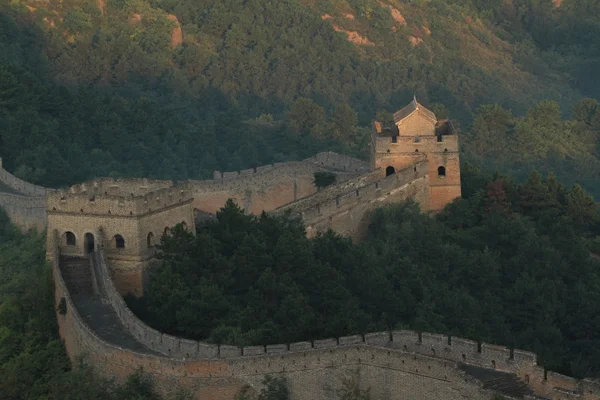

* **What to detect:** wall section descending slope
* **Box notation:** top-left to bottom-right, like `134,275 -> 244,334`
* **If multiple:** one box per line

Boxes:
0,158 -> 49,231
277,160 -> 430,240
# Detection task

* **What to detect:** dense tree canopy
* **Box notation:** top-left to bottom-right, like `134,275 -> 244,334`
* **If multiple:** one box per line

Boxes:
131,170 -> 600,379
1,0 -> 600,195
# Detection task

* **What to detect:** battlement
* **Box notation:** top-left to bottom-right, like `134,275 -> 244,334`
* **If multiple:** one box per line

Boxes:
278,160 -> 427,215
48,180 -> 193,217
373,132 -> 459,153
91,243 -> 539,367
211,152 -> 369,181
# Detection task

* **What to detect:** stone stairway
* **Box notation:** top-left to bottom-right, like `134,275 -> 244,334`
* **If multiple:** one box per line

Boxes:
60,256 -> 94,296
460,363 -> 533,399
60,256 -> 160,355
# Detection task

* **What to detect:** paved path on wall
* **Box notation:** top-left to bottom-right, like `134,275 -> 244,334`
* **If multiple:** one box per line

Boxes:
0,180 -> 20,195
61,257 -> 161,356
460,364 -> 533,398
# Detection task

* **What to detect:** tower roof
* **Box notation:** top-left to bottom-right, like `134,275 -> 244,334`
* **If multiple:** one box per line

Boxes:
393,97 -> 437,124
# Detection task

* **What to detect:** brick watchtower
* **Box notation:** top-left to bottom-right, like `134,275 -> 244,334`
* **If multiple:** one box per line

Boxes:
46,178 -> 195,296
371,97 -> 461,211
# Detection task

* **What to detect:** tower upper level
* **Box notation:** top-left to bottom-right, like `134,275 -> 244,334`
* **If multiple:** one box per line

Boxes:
393,96 -> 438,136
47,178 -> 193,217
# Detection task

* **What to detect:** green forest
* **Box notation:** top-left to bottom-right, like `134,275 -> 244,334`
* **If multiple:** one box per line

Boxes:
0,0 -> 600,194
1,0 -> 600,397
129,167 -> 600,379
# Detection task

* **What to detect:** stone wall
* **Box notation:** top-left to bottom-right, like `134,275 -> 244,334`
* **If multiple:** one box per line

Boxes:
48,183 -> 194,217
0,192 -> 47,232
193,153 -> 369,215
0,158 -> 49,231
277,161 -> 429,239
396,111 -> 436,136
51,231 -> 600,399
0,158 -> 50,196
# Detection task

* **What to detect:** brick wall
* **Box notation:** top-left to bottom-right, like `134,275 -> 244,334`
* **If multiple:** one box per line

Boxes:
0,158 -> 49,231
51,232 -> 600,400
396,111 -> 436,136
278,161 -> 430,240
192,153 -> 369,214
0,157 -> 50,196
0,192 -> 47,232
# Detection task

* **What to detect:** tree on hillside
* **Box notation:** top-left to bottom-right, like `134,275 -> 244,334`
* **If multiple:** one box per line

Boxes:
286,98 -> 327,138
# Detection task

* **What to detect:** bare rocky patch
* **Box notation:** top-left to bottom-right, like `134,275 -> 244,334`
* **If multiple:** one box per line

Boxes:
409,36 -> 423,46
167,14 -> 183,47
332,24 -> 374,46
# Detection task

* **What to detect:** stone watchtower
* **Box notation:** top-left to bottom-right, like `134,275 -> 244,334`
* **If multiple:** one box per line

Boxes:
371,97 -> 461,211
46,178 -> 195,296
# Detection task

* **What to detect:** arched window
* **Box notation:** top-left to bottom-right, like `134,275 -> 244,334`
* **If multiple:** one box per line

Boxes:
147,232 -> 155,248
181,221 -> 188,230
438,166 -> 446,177
114,235 -> 125,249
163,227 -> 170,236
65,231 -> 76,246
386,166 -> 395,177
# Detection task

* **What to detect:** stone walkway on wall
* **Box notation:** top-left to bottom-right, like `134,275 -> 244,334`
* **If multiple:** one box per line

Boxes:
60,256 -> 160,356
0,180 -> 19,195
460,364 -> 533,398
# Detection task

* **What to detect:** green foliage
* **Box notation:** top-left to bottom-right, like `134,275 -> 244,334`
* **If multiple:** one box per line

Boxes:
136,171 -> 600,378
463,98 -> 600,198
1,0 -> 599,194
234,375 -> 289,400
313,171 -> 337,189
258,375 -> 289,400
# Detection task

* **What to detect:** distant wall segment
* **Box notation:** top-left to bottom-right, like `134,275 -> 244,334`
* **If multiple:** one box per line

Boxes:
0,158 -> 50,231
0,158 -> 50,196
192,153 -> 369,215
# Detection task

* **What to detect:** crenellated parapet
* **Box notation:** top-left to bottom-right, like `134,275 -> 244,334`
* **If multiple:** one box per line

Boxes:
53,243 -> 600,400
276,160 -> 429,238
48,180 -> 193,217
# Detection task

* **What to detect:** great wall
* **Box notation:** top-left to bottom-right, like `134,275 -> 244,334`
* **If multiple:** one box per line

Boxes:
2,100 -> 600,399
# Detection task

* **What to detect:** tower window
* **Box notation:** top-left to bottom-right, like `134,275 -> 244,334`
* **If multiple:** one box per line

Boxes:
114,235 -> 125,249
65,232 -> 76,246
391,136 -> 397,143
437,135 -> 443,142
147,232 -> 155,248
386,166 -> 395,177
438,166 -> 446,177
415,136 -> 421,143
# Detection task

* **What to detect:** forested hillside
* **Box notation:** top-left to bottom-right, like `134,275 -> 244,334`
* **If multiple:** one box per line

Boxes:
130,168 -> 600,379
0,0 -> 599,195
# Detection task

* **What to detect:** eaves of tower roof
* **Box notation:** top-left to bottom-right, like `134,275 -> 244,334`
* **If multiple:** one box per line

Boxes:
393,97 -> 437,124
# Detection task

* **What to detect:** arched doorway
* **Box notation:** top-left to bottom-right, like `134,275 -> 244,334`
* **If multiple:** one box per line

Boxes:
114,234 -> 125,249
65,231 -> 76,246
386,166 -> 395,177
84,233 -> 95,255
